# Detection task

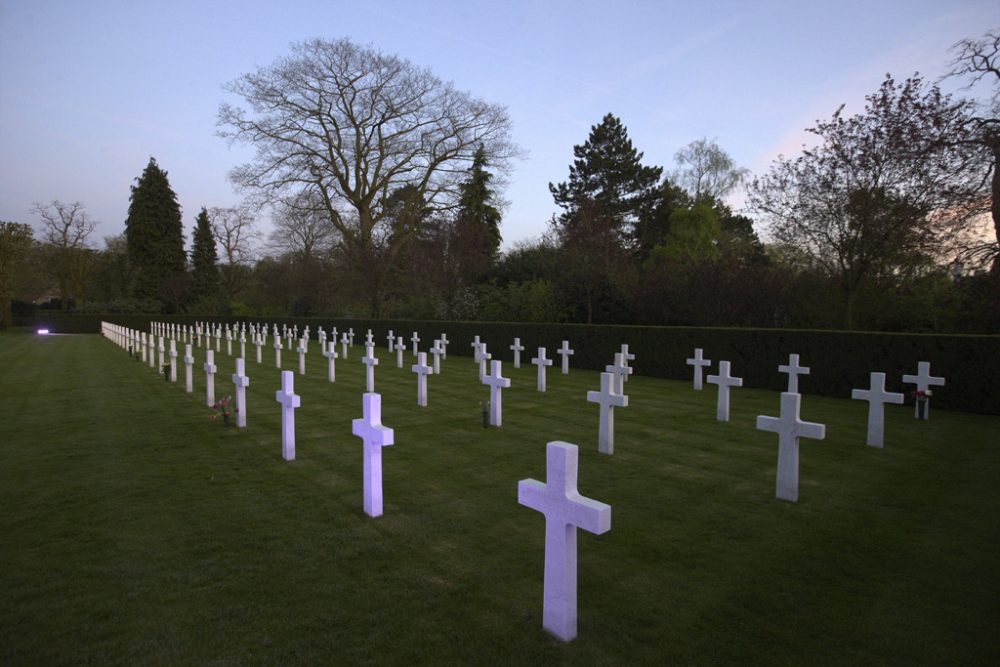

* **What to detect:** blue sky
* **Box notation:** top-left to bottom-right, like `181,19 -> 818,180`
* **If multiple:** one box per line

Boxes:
1,0 -> 996,251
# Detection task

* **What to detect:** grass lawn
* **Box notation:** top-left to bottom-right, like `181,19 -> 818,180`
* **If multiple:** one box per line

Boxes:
1,330 -> 998,665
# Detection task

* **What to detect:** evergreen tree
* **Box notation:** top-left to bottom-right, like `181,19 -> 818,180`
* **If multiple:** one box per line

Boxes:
190,207 -> 220,300
549,113 -> 662,248
124,157 -> 186,309
453,145 -> 503,280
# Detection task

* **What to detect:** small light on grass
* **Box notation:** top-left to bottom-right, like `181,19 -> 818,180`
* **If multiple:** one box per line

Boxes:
37,328 -> 50,335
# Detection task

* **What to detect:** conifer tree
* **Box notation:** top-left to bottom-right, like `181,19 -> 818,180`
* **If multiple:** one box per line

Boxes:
454,145 -> 503,278
190,207 -> 220,300
124,157 -> 186,309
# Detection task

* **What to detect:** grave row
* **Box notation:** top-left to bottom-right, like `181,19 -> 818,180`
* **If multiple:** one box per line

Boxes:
100,321 -> 947,642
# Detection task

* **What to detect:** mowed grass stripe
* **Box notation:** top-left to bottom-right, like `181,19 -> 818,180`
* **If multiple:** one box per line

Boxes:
1,331 -> 997,665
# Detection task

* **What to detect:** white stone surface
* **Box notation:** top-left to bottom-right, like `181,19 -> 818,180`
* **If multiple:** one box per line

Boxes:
686,348 -> 711,391
341,333 -> 349,360
483,359 -> 511,426
706,360 -> 742,422
232,357 -> 250,428
396,337 -> 405,368
510,337 -> 525,369
779,353 -> 811,394
412,352 -> 432,407
439,333 -> 449,359
411,331 -> 420,356
430,340 -> 443,374
902,361 -> 946,420
256,335 -> 263,364
168,340 -> 178,382
183,343 -> 194,393
557,340 -> 575,375
532,347 -> 553,392
274,335 -> 282,368
518,441 -> 611,643
275,370 -> 301,461
323,341 -> 338,383
352,392 -> 394,518
348,328 -> 355,346
620,344 -> 635,383
587,372 -> 628,455
297,339 -> 308,375
475,342 -> 492,381
851,372 -> 904,448
204,350 -> 218,407
756,392 -> 826,502
362,343 -> 379,393
387,330 -> 395,352
604,353 -> 633,395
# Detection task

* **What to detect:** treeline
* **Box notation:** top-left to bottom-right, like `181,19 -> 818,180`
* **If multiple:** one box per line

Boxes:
2,32 -> 998,333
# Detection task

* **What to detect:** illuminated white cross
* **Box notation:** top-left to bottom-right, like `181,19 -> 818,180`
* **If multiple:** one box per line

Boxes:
482,359 -> 511,426
518,441 -> 611,643
275,370 -> 301,461
604,352 -> 632,395
387,330 -> 395,352
410,331 -> 420,356
475,342 -> 492,381
231,357 -> 250,428
395,337 -> 405,368
706,360 -> 742,422
273,334 -> 282,368
686,348 -> 711,391
411,352 -> 433,406
439,333 -> 449,359
296,338 -> 308,375
557,340 -> 574,375
322,341 -> 338,383
168,340 -> 177,382
203,349 -> 217,407
430,340 -> 443,374
352,392 -> 394,517
902,361 -> 945,420
587,372 -> 628,455
851,372 -> 903,447
510,337 -> 525,368
779,353 -> 810,394
362,343 -> 379,392
341,333 -> 349,360
619,344 -> 635,382
756,392 -> 826,502
532,347 -> 553,392
183,343 -> 194,393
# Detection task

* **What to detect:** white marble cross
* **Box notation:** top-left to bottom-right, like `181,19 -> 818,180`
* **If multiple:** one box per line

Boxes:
483,359 -> 511,426
757,392 -> 826,502
323,341 -> 338,383
686,348 -> 711,391
518,441 -> 611,643
297,338 -> 308,375
157,336 -> 165,371
226,330 -> 233,357
148,334 -> 155,367
387,330 -> 395,352
347,328 -> 355,346
168,340 -> 178,382
256,334 -> 263,364
239,332 -> 246,359
620,344 -> 635,383
232,357 -> 250,428
273,335 -> 282,368
587,372 -> 628,455
475,342 -> 492,381
605,353 -> 633,395
470,335 -> 481,355
395,337 -> 404,368
430,339 -> 443,374
557,340 -> 574,375
341,333 -> 349,360
365,329 -> 374,347
902,361 -> 945,419
532,347 -> 553,392
204,350 -> 218,407
779,353 -> 810,394
183,343 -> 194,393
362,343 -> 379,392
510,337 -> 525,368
275,370 -> 301,461
352,392 -> 394,518
411,352 -> 432,407
851,372 -> 904,448
439,333 -> 449,359
706,360 -> 742,422
410,331 -> 420,356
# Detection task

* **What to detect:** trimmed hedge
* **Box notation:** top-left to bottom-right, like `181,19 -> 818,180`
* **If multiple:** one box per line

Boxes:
21,313 -> 1000,415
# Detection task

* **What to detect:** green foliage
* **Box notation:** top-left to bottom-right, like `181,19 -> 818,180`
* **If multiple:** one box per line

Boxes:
654,203 -> 722,264
477,279 -> 564,323
124,157 -> 186,310
0,221 -> 35,329
190,208 -> 220,300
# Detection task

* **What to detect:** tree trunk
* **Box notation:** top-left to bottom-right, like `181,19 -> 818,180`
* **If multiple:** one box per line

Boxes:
991,141 -> 1000,275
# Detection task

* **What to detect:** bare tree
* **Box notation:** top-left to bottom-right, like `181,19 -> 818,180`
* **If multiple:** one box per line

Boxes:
218,37 -> 517,317
944,29 -> 1000,272
30,200 -> 97,308
208,204 -> 260,299
673,138 -> 749,204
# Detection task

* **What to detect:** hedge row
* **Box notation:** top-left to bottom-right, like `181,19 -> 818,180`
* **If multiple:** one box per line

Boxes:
20,313 -> 1000,415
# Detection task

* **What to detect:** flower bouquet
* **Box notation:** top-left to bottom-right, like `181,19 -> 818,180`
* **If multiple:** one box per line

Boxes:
911,389 -> 932,420
212,395 -> 237,426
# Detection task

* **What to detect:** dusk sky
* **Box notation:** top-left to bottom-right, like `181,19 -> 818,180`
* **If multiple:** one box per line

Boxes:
1,0 -> 996,251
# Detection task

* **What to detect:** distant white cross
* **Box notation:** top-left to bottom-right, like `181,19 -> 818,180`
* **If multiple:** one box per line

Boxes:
557,340 -> 574,375
411,352 -> 433,407
482,359 -> 511,426
430,340 -> 443,374
439,333 -> 449,359
275,370 -> 301,461
365,329 -> 374,347
587,371 -> 628,455
706,360 -> 742,422
851,372 -> 904,448
362,343 -> 379,393
232,357 -> 250,428
686,348 -> 711,391
204,349 -> 218,407
387,330 -> 395,352
297,338 -> 308,375
347,328 -> 355,347
620,344 -> 635,382
183,343 -> 194,393
510,337 -> 525,369
352,392 -> 394,517
605,352 -> 633,395
532,347 -> 553,392
322,341 -> 338,383
779,353 -> 810,394
168,340 -> 177,382
410,331 -> 420,356
395,337 -> 405,368
341,333 -> 349,360
157,336 -> 165,370
255,334 -> 263,364
470,335 -> 481,355
475,342 -> 492,381
273,335 -> 282,368
756,392 -> 826,502
518,441 -> 611,643
902,361 -> 945,420
239,331 -> 246,360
